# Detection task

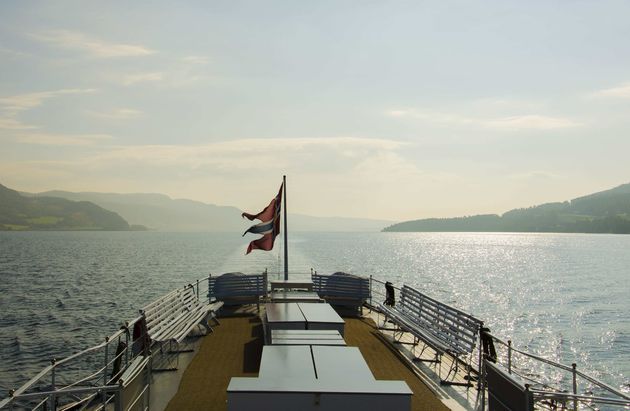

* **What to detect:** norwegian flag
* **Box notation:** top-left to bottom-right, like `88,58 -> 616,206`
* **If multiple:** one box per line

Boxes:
242,183 -> 283,254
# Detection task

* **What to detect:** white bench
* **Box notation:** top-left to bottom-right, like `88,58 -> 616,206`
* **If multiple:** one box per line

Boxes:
311,272 -> 370,312
141,285 -> 223,345
208,272 -> 267,311
379,284 -> 482,386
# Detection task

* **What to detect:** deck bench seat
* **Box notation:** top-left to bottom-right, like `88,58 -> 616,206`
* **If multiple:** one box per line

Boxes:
378,303 -> 450,356
379,284 -> 483,386
311,272 -> 370,312
141,286 -> 223,345
208,272 -> 267,311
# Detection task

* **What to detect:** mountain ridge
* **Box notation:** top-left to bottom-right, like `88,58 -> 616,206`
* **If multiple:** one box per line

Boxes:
384,183 -> 630,234
31,189 -> 393,232
0,183 -> 134,231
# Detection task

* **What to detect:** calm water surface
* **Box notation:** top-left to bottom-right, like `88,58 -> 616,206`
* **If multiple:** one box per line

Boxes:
0,231 -> 628,397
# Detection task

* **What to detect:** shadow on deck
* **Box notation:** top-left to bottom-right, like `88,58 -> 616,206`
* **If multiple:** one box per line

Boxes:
164,307 -> 450,411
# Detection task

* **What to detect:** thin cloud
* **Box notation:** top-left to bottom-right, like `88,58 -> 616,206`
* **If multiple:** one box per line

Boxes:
182,55 -> 210,65
387,109 -> 580,130
115,57 -> 211,87
88,137 -> 406,170
591,82 -> 630,98
0,89 -> 96,113
0,117 -> 39,130
483,115 -> 581,130
86,108 -> 142,119
387,110 -> 409,117
121,72 -> 164,86
507,171 -> 565,182
388,109 -> 475,125
0,160 -> 77,182
470,97 -> 544,111
0,136 -> 410,187
0,89 -> 96,130
0,45 -> 32,59
16,132 -> 112,146
31,30 -> 155,58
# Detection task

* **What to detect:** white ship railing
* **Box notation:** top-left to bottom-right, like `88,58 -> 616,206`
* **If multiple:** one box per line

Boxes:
488,334 -> 630,410
0,275 -> 213,411
368,275 -> 630,411
0,318 -> 148,411
3,273 -> 628,411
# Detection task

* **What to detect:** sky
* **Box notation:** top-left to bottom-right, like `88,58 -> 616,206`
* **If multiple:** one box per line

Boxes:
1,1 -> 629,221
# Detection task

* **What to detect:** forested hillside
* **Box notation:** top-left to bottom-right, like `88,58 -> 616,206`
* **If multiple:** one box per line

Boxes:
0,183 -> 132,231
384,183 -> 630,234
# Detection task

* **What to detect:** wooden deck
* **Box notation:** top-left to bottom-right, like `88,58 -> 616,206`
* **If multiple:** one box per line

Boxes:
164,308 -> 450,411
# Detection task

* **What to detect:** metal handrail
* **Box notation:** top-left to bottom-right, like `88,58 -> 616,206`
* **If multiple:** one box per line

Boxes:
54,327 -> 131,368
0,272 -> 227,410
4,271 -> 628,410
531,390 -> 630,406
12,385 -> 118,400
1,299 -> 150,410
367,274 -> 630,410
490,336 -> 630,402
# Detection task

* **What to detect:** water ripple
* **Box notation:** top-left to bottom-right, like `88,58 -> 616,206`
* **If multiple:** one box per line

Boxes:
0,231 -> 628,398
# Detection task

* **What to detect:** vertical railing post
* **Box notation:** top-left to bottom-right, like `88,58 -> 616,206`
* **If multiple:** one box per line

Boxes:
196,278 -> 200,300
480,355 -> 486,411
572,363 -> 578,411
104,336 -> 110,385
477,324 -> 484,390
51,358 -> 56,387
115,381 -> 123,411
369,275 -> 373,310
264,268 -> 268,294
525,384 -> 531,411
143,362 -> 148,411
208,273 -> 212,302
282,175 -> 288,280
147,350 -> 152,409
507,340 -> 512,374
50,358 -> 57,411
124,322 -> 130,365
100,387 -> 106,409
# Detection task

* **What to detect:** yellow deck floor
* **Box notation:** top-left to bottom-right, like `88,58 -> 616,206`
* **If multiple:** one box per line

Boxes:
165,313 -> 449,411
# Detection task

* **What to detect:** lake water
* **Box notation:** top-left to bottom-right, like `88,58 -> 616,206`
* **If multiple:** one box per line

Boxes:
0,231 -> 628,399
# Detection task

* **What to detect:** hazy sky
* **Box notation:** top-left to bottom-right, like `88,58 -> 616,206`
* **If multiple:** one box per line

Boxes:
1,1 -> 629,221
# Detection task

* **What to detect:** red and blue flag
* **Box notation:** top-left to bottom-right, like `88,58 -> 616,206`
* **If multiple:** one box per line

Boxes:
242,183 -> 283,254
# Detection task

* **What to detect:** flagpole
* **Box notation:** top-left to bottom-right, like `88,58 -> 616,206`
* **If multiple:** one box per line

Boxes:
283,175 -> 288,280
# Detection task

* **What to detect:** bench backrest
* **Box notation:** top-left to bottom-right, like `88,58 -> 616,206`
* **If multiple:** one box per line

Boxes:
400,285 -> 482,354
312,272 -> 370,300
141,286 -> 198,337
208,272 -> 267,300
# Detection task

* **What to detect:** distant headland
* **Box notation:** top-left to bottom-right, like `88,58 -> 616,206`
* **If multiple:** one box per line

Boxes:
0,183 -> 146,231
384,183 -> 630,234
0,183 -> 390,232
4,181 -> 629,233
